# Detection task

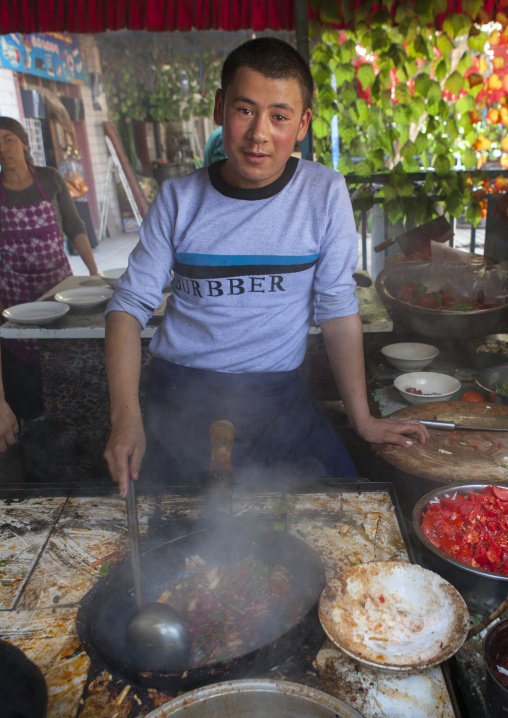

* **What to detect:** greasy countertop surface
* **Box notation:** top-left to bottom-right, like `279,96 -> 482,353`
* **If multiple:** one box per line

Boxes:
0,485 -> 456,718
0,272 -> 392,339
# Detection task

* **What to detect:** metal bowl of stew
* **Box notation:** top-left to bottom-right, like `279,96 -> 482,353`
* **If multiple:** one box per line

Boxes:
475,364 -> 508,406
412,482 -> 508,614
462,333 -> 508,369
375,262 -> 508,339
144,679 -> 366,718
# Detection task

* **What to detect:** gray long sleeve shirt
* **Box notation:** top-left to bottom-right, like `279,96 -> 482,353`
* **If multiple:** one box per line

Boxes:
106,157 -> 359,373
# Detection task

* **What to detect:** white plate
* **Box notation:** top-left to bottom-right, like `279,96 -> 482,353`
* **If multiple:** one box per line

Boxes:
98,267 -> 126,289
2,301 -> 70,325
54,287 -> 113,309
318,560 -> 469,671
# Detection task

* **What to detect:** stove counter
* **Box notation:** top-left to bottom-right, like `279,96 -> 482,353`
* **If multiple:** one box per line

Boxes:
0,483 -> 459,718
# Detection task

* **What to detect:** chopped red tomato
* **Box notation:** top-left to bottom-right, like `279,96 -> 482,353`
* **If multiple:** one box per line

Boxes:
396,283 -> 417,303
416,294 -> 440,309
493,486 -> 508,501
442,294 -> 456,307
421,486 -> 508,575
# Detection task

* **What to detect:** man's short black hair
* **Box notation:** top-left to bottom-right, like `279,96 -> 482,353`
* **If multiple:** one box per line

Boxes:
221,37 -> 313,112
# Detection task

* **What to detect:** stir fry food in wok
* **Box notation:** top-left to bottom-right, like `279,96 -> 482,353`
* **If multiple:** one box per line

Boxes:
396,283 -> 499,312
157,556 -> 306,667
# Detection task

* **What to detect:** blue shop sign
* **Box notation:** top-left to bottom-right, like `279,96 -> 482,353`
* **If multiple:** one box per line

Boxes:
0,32 -> 87,86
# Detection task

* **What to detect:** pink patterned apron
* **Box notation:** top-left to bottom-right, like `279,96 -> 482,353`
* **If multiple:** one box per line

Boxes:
0,167 -> 72,363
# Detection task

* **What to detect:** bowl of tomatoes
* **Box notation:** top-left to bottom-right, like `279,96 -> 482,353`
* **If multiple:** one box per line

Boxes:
412,483 -> 508,614
375,261 -> 508,339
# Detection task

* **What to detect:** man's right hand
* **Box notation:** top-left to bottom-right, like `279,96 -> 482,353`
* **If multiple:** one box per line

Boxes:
0,398 -> 18,452
104,416 -> 146,497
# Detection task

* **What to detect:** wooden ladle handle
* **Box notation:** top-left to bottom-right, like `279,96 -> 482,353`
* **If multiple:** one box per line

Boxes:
208,420 -> 235,475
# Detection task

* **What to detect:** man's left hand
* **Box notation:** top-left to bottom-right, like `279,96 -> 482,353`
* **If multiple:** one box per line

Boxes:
355,415 -> 429,447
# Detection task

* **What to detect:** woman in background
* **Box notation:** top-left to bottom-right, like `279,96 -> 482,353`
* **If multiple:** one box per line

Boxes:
0,116 -> 97,449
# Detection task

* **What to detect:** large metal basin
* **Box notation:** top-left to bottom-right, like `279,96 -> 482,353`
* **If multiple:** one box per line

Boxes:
375,261 -> 508,339
412,483 -> 508,614
144,679 -> 365,718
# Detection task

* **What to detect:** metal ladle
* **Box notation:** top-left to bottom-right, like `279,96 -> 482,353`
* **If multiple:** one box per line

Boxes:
124,479 -> 191,671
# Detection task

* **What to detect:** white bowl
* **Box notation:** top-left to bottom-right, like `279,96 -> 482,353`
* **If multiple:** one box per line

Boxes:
394,371 -> 461,404
381,342 -> 439,371
99,267 -> 126,289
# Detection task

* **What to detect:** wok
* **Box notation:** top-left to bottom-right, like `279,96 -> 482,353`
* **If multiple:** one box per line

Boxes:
82,527 -> 325,690
77,422 -> 326,690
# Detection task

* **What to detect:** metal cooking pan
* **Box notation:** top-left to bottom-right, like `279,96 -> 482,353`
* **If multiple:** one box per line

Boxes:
78,422 -> 326,690
144,679 -> 366,718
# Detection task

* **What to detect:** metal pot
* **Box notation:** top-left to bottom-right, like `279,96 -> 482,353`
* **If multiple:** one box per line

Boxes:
462,334 -> 508,370
412,483 -> 508,614
144,679 -> 366,718
475,364 -> 508,405
375,261 -> 508,339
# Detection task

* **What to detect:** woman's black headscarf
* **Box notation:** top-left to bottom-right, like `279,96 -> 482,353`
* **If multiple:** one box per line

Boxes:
0,117 -> 33,164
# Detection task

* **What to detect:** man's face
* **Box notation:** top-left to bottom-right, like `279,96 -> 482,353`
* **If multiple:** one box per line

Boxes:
213,66 -> 311,189
0,130 -> 27,169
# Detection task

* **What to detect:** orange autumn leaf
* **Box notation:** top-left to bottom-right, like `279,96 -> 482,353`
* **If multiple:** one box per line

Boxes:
488,73 -> 503,90
470,108 -> 483,123
500,108 -> 508,127
472,135 -> 492,151
468,73 -> 484,89
478,57 -> 489,75
501,137 -> 508,152
487,108 -> 500,123
490,29 -> 501,45
495,174 -> 508,189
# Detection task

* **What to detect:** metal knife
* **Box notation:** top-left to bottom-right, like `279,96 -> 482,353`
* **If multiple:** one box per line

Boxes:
415,414 -> 508,431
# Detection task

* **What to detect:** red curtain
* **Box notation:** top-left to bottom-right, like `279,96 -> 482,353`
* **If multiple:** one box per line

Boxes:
0,0 -> 296,34
1,0 -> 508,35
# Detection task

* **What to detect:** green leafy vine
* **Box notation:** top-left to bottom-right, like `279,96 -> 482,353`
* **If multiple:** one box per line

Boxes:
309,0 -> 508,228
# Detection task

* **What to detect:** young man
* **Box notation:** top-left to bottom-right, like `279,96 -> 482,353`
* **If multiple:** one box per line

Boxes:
104,38 -> 427,497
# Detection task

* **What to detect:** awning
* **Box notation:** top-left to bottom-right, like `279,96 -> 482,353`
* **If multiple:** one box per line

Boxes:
0,0 -> 296,34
